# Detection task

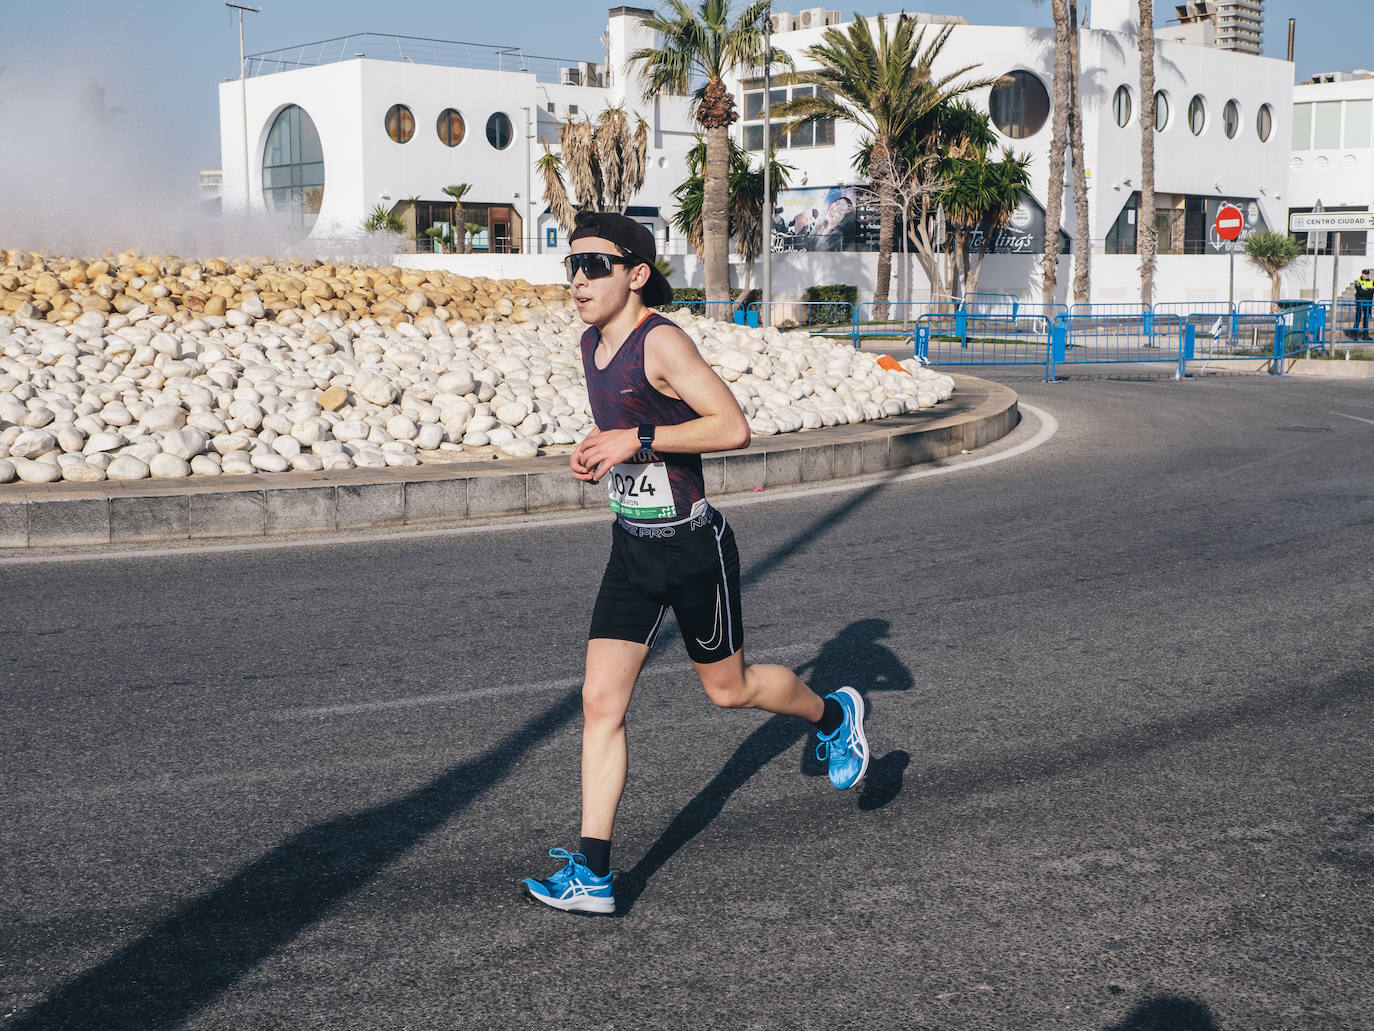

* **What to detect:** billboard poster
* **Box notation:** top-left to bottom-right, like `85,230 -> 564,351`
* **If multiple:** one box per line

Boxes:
772,186 -> 867,252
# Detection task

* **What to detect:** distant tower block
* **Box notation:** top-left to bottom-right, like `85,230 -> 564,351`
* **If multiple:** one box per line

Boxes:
1166,1 -> 1263,56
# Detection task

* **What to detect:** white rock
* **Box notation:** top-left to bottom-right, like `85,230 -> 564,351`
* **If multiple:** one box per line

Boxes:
218,451 -> 253,474
0,458 -> 14,483
149,453 -> 191,478
190,454 -> 222,476
228,399 -> 264,430
289,453 -> 324,472
10,429 -> 58,460
320,452 -> 354,470
358,376 -> 397,406
497,438 -> 539,459
106,455 -> 150,480
13,457 -> 62,483
249,451 -> 289,473
386,414 -> 418,440
211,433 -> 252,455
100,401 -> 133,427
140,405 -> 187,432
414,423 -> 444,450
83,430 -> 127,454
23,406 -> 55,429
353,448 -> 387,469
437,369 -> 476,395
160,428 -> 208,460
270,435 -> 302,459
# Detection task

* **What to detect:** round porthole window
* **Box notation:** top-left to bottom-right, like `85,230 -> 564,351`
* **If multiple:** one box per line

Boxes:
988,70 -> 1050,139
1113,85 -> 1132,128
437,108 -> 466,147
486,112 -> 514,150
1155,91 -> 1170,132
1188,95 -> 1206,136
1257,103 -> 1273,142
385,103 -> 415,144
1223,100 -> 1240,139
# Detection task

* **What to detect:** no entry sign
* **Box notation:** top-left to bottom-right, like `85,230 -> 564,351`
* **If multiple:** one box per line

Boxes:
1215,204 -> 1244,242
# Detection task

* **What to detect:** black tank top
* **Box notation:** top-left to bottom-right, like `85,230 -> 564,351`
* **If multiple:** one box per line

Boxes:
580,312 -> 707,521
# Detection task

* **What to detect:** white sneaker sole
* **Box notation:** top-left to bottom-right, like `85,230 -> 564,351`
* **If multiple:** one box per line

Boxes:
836,686 -> 869,788
523,883 -> 615,914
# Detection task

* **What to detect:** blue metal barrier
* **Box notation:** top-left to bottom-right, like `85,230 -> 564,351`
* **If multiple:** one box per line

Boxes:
1050,310 -> 1187,377
1332,299 -> 1373,348
854,301 -> 952,347
748,301 -> 858,345
914,311 -> 1053,378
964,291 -> 1018,317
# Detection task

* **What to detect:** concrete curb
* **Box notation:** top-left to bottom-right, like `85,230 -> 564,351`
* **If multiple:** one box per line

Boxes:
0,374 -> 1017,550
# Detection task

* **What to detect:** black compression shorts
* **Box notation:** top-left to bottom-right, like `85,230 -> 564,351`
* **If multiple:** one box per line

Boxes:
589,503 -> 743,664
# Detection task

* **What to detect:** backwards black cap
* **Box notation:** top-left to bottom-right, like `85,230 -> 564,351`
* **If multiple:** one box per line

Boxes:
569,210 -> 674,307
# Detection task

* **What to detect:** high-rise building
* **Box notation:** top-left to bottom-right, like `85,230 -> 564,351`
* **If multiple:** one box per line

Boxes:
1165,1 -> 1263,55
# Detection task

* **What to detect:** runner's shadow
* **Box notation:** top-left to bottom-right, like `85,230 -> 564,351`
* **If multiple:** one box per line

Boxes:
1102,994 -> 1221,1031
614,618 -> 914,915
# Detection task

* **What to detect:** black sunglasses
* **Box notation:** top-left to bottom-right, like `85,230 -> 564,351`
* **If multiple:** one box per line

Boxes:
564,251 -> 645,282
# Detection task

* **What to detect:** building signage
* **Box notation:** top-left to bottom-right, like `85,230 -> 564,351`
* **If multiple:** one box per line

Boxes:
961,197 -> 1070,256
1289,211 -> 1374,232
1205,198 -> 1268,253
772,188 -> 1070,254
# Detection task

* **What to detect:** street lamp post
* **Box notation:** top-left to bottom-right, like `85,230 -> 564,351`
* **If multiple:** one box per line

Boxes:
227,2 -> 259,211
760,6 -> 772,328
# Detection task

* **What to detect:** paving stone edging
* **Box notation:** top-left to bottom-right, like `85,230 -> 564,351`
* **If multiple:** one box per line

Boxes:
0,374 -> 1017,550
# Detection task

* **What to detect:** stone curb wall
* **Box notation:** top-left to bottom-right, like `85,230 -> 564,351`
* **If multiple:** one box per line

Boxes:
0,375 -> 1017,550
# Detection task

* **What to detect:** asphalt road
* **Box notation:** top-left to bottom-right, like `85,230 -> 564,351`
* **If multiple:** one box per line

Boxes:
2,371 -> 1372,1030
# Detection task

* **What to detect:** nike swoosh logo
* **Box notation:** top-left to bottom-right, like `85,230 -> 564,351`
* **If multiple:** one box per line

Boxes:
695,588 -> 725,652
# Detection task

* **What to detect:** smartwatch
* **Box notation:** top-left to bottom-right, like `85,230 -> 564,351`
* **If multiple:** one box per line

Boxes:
638,424 -> 655,452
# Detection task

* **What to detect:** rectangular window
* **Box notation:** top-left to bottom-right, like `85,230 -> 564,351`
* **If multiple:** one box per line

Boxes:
1313,101 -> 1341,148
744,91 -> 764,120
744,123 -> 764,151
1344,100 -> 1372,149
1291,102 -> 1312,150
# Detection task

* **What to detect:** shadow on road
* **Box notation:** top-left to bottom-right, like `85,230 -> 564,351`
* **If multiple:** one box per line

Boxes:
1103,993 -> 1221,1031
613,617 -> 917,915
10,468 -> 908,1029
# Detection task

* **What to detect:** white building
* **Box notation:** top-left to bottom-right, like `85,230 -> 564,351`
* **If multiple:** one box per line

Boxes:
218,3 -> 1298,304
217,9 -> 696,259
1287,70 -> 1374,266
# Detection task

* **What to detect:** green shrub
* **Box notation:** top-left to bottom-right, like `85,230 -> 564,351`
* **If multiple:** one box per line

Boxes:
804,284 -> 858,306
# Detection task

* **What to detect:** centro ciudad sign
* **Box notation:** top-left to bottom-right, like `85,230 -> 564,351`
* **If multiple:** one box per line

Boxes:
1288,211 -> 1374,232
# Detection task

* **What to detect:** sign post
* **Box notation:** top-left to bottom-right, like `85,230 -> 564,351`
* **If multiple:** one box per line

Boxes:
1309,199 -> 1324,304
1215,204 -> 1244,332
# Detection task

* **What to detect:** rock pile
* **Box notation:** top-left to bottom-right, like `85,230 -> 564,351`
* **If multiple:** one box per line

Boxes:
0,252 -> 955,486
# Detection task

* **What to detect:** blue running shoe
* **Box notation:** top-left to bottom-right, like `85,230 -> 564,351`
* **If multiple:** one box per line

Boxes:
815,686 -> 869,790
521,848 -> 615,914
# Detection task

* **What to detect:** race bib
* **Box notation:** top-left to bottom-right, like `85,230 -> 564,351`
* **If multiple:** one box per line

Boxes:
607,459 -> 675,519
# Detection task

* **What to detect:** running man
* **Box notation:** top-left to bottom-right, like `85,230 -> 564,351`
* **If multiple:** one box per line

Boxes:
521,211 -> 868,915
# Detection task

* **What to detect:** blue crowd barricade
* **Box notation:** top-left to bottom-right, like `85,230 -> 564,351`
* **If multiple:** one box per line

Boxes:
914,311 -> 1054,379
1051,310 -> 1187,376
963,291 -> 1018,317
664,300 -> 737,322
854,301 -> 950,347
1332,299 -> 1373,347
747,301 -> 857,344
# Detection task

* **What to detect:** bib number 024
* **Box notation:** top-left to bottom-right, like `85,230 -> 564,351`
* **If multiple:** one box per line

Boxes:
607,461 -> 675,519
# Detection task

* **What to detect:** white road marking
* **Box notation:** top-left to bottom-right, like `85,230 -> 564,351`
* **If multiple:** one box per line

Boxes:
276,642 -> 817,719
0,404 -> 1058,566
1333,412 -> 1374,428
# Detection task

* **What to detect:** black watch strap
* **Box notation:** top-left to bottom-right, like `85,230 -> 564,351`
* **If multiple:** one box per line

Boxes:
638,424 -> 655,450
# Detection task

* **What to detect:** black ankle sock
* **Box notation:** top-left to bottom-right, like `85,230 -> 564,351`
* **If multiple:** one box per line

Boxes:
814,696 -> 845,736
579,836 -> 611,877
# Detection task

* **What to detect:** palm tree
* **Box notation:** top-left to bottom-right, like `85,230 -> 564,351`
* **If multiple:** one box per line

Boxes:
442,183 -> 473,253
633,0 -> 778,305
672,136 -> 792,306
777,14 -> 987,317
1244,231 -> 1304,310
537,106 -> 650,234
1041,0 -> 1071,306
940,116 -> 1032,297
1137,0 -> 1158,306
1066,0 -> 1091,304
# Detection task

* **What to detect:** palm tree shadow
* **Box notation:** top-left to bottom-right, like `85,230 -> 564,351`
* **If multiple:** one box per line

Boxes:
1102,993 -> 1221,1031
614,618 -> 914,915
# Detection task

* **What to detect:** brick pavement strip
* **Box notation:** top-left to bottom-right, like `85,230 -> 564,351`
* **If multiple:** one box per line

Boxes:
0,375 -> 1016,549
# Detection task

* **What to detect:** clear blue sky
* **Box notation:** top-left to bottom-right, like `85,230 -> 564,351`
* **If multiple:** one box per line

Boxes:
0,0 -> 1360,199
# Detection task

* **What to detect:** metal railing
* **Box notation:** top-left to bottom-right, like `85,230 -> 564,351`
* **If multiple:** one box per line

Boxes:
243,33 -> 583,84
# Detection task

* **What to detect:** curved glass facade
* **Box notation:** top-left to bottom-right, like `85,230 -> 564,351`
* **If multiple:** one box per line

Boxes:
261,104 -> 324,230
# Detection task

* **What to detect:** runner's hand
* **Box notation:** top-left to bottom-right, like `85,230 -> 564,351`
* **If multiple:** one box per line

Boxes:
571,427 -> 641,483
